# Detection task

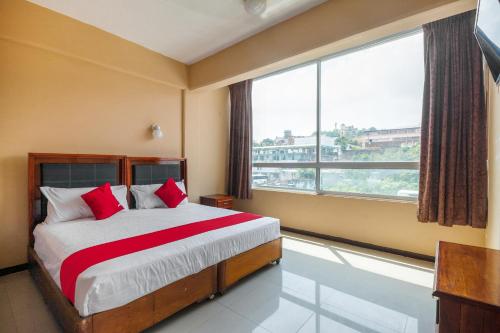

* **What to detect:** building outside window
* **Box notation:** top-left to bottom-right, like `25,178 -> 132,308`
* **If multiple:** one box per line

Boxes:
252,30 -> 424,199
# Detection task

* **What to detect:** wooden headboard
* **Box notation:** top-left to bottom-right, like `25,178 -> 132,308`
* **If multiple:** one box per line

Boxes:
125,157 -> 187,208
28,154 -> 187,246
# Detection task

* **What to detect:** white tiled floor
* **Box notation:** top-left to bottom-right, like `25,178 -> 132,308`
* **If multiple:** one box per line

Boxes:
0,231 -> 436,333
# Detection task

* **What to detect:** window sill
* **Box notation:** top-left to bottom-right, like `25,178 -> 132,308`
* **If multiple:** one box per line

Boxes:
251,187 -> 418,205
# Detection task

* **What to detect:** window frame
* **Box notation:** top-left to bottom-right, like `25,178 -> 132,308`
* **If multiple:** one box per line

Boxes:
252,28 -> 422,201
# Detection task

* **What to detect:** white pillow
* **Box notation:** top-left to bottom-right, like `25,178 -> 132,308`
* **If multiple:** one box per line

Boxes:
40,185 -> 129,224
130,181 -> 188,209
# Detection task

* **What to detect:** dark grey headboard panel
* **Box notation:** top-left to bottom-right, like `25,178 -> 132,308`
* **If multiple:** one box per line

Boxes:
132,163 -> 182,185
41,163 -> 118,188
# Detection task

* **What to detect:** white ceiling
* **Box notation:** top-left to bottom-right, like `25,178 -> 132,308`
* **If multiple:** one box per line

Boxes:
28,0 -> 326,64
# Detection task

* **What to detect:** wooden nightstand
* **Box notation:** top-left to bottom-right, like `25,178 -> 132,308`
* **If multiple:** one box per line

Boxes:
433,241 -> 500,332
200,194 -> 233,209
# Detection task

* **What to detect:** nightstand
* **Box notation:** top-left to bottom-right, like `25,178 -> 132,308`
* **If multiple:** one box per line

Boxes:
200,194 -> 233,209
433,241 -> 500,332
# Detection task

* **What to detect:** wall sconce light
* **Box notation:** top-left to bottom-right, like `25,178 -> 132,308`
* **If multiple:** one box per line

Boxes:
243,0 -> 266,15
151,124 -> 164,139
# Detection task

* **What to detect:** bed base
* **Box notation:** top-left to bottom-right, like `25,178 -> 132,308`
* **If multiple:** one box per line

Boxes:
28,237 -> 282,333
218,237 -> 282,294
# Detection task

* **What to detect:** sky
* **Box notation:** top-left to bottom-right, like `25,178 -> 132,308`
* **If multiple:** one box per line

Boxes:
477,0 -> 499,41
252,32 -> 425,141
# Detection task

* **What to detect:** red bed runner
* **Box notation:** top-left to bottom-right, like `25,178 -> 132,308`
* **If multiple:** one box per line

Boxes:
60,212 -> 262,303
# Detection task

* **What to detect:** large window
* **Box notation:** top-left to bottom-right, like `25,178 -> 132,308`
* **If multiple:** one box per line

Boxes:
252,31 -> 424,199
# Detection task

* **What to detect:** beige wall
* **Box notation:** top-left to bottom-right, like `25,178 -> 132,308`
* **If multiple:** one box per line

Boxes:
235,190 -> 485,257
184,88 -> 229,203
189,0 -> 476,90
486,74 -> 500,250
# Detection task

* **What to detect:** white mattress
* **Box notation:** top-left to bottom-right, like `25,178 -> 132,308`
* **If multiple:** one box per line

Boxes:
33,203 -> 280,316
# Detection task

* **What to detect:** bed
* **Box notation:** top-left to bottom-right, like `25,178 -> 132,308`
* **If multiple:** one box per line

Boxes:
27,153 -> 282,333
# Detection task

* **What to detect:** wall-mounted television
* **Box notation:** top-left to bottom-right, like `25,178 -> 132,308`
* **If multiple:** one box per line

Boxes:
474,0 -> 500,85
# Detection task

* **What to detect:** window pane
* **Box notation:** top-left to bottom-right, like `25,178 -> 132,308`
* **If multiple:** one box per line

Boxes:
253,167 -> 315,191
252,64 -> 317,163
320,32 -> 424,162
320,169 -> 419,197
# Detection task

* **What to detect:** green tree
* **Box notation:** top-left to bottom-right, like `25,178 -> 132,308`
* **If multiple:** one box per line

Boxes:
261,138 -> 274,146
321,129 -> 340,137
298,169 -> 315,180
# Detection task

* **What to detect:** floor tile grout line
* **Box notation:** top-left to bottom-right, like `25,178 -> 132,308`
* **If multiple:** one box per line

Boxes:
294,311 -> 315,333
217,298 -> 274,332
217,283 -> 320,333
218,299 -> 254,320
281,288 -> 406,333
317,292 -> 410,331
185,302 -> 226,333
204,301 -> 271,333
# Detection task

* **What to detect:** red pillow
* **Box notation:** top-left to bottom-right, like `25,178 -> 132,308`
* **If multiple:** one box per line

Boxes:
81,183 -> 123,220
155,178 -> 187,208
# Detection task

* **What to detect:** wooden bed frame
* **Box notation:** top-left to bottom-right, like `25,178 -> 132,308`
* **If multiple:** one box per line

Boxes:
27,153 -> 282,333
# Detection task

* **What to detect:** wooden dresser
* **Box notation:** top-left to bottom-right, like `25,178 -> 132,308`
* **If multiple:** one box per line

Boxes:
433,241 -> 500,332
199,194 -> 233,209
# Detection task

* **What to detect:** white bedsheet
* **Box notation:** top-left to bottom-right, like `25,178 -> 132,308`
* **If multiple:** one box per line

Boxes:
34,203 -> 280,316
